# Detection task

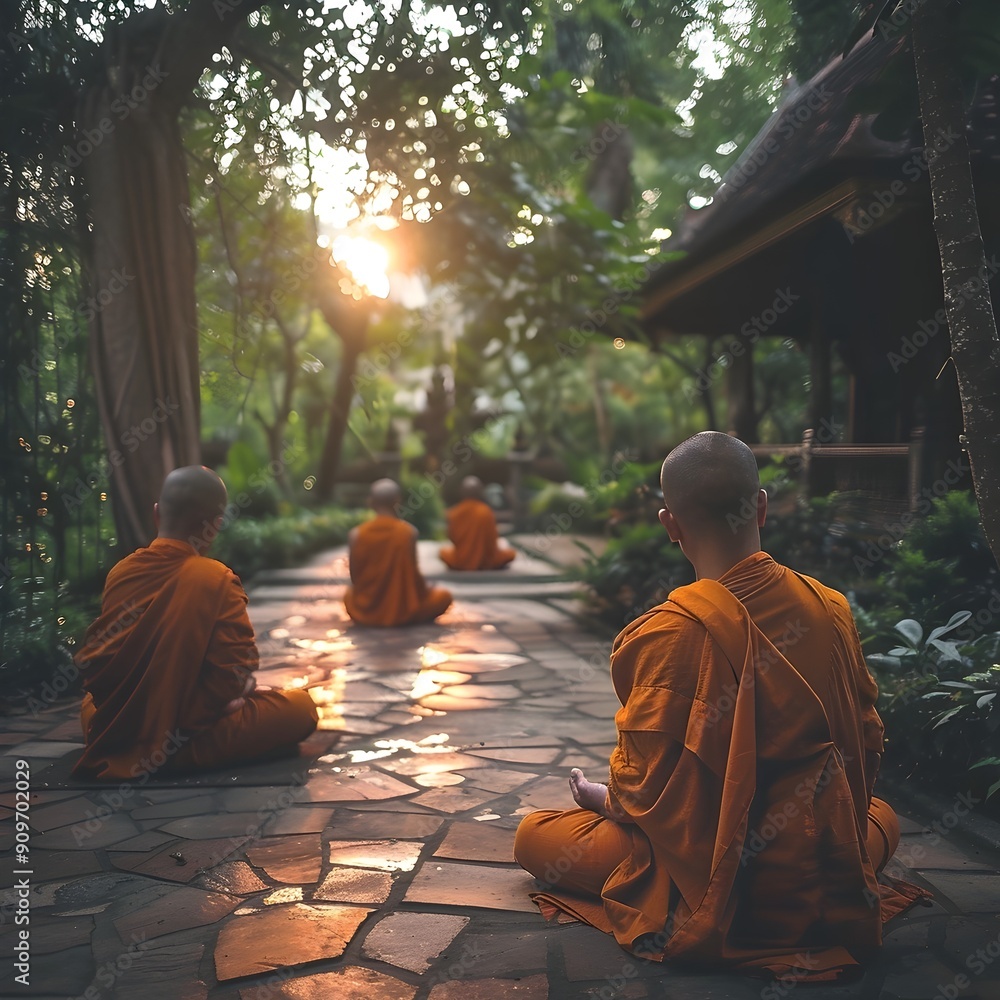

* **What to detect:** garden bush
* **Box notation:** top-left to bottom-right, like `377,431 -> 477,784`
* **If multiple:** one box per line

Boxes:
211,505 -> 366,581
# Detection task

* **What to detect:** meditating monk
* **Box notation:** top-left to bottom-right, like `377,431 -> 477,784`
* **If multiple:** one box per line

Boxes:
344,478 -> 452,626
514,432 -> 927,983
74,466 -> 319,781
439,476 -> 516,571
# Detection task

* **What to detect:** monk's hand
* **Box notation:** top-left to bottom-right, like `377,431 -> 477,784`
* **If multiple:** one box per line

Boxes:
221,697 -> 246,716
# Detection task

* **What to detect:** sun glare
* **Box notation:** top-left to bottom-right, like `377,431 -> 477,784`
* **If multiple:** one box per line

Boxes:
331,234 -> 391,299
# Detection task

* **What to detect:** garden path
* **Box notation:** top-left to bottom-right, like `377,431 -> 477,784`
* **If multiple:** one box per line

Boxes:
1,540 -> 999,999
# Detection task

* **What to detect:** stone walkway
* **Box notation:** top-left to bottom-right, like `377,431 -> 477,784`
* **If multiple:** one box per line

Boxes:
2,541 -> 1000,999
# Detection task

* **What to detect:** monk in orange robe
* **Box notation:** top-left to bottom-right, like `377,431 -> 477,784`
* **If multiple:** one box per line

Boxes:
74,466 -> 318,781
514,432 -> 928,983
439,476 -> 515,571
344,478 -> 452,626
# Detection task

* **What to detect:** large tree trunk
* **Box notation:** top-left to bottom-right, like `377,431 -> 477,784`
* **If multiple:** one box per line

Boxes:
79,0 -> 263,553
912,1 -> 1000,565
315,292 -> 370,502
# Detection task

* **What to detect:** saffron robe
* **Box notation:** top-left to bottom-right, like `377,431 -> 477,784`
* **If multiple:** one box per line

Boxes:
439,498 -> 516,571
74,538 -> 318,781
516,552 -> 928,981
344,515 -> 452,626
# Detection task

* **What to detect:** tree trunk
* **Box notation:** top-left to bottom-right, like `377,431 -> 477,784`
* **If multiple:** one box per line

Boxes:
314,294 -> 369,502
80,0 -> 264,554
912,1 -> 1000,565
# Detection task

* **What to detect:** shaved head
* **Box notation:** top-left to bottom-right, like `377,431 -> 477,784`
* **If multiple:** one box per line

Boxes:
370,478 -> 402,511
157,466 -> 228,543
460,476 -> 484,500
660,432 -> 760,536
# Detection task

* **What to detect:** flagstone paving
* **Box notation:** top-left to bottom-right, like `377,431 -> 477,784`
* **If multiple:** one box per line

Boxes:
2,539 -> 1000,998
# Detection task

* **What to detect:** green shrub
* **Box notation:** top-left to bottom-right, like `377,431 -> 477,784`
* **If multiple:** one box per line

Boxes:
211,505 -> 365,580
576,522 -> 694,630
395,472 -> 446,538
0,575 -> 96,698
867,611 -> 1000,799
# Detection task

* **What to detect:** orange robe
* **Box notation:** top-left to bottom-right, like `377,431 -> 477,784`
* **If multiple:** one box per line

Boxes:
344,515 -> 452,626
439,499 -> 515,571
515,552 -> 928,981
74,538 -> 318,781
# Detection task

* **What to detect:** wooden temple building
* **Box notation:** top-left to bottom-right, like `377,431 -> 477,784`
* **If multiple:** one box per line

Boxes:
641,30 -> 1000,509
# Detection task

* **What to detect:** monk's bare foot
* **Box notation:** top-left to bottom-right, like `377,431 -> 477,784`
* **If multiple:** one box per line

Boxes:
222,697 -> 246,716
570,768 -> 609,814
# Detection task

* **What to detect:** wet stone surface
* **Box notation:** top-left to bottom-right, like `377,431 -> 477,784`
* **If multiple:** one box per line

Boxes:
4,539 -> 1000,999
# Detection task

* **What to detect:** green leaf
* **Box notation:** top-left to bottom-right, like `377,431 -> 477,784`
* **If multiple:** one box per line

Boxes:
987,777 -> 1000,800
894,618 -> 923,648
971,757 -> 1000,769
977,693 -> 997,709
927,611 -> 973,643
928,638 -> 963,662
932,706 -> 962,728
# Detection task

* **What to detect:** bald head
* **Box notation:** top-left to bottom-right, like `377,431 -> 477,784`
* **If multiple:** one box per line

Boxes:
460,476 -> 484,500
156,466 -> 228,547
660,432 -> 761,536
370,478 -> 402,513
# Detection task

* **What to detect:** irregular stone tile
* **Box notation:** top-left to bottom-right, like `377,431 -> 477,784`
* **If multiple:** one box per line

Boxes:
434,822 -> 516,863
214,785 -> 310,813
300,769 -> 416,802
897,814 -> 925,834
113,942 -> 207,1000
441,683 -> 522,700
194,861 -> 269,896
0,942 -> 93,995
461,768 -> 534,794
404,861 -> 538,912
427,972 -> 549,998
558,922 -> 664,982
419,694 -> 504,712
314,866 -> 393,904
5,872 -> 150,915
362,911 -> 469,973
246,834 -> 322,883
129,793 -> 218,820
415,772 -> 466,788
466,746 -> 562,765
239,965 -> 416,999
111,837 -> 250,883
113,885 -> 241,942
328,839 -> 423,872
0,914 -> 94,954
159,812 -> 266,840
264,806 -> 335,835
452,927 -> 548,976
214,903 -> 373,980
897,834 -> 998,871
2,739 -> 83,758
515,775 -> 576,812
27,794 -> 103,832
919,872 -> 1000,912
380,751 -> 487,776
576,700 -> 616,719
326,811 -> 443,840
410,785 -> 501,815
32,810 -> 140,850
30,848 -> 104,881
111,830 -> 179,852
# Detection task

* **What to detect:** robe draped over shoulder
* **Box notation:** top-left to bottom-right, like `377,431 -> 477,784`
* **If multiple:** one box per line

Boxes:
74,538 -> 263,780
528,552 -> 928,981
439,499 -> 515,571
345,515 -> 452,626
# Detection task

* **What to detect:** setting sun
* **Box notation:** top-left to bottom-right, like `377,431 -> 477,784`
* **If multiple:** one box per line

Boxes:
331,234 -> 390,299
